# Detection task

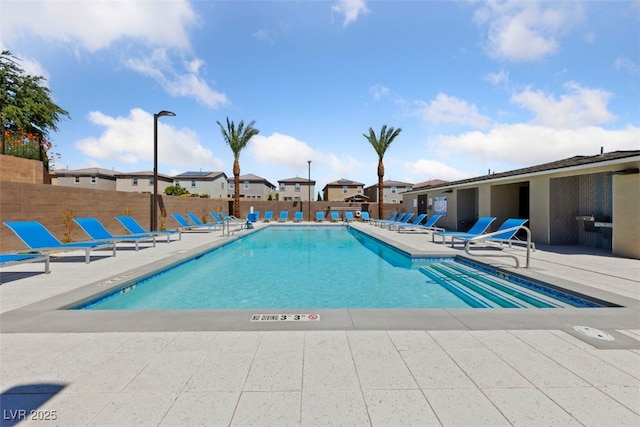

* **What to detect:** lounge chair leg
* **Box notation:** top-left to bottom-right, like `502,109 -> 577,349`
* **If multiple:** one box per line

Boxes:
85,249 -> 90,264
44,254 -> 50,274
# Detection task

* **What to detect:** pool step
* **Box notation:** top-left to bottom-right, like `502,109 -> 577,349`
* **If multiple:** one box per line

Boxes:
419,262 -> 567,308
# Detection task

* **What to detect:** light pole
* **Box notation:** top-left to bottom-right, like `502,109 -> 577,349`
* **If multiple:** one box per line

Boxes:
307,160 -> 311,221
152,110 -> 176,231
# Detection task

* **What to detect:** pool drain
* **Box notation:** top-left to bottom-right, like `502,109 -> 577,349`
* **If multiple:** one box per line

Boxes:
573,326 -> 615,341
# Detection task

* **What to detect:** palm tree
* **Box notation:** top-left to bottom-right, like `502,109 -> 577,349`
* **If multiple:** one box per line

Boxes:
363,125 -> 402,219
217,117 -> 259,217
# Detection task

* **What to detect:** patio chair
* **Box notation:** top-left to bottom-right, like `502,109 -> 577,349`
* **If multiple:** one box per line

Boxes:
452,218 -> 534,249
115,215 -> 181,242
3,220 -> 116,264
0,253 -> 50,274
330,211 -> 340,222
187,213 -> 222,230
74,217 -> 156,251
360,212 -> 371,222
278,211 -> 289,222
390,213 -> 427,231
171,213 -> 215,232
373,212 -> 402,227
344,212 -> 355,222
219,212 -> 244,224
381,213 -> 414,229
316,211 -> 326,222
397,214 -> 443,233
433,217 -> 496,246
293,211 -> 303,222
263,211 -> 274,222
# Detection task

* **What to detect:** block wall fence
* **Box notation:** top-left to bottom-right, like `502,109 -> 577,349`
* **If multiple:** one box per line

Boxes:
1,157 -> 400,252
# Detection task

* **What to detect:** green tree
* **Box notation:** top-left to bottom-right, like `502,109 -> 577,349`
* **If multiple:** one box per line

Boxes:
0,51 -> 69,167
216,117 -> 259,217
363,125 -> 402,219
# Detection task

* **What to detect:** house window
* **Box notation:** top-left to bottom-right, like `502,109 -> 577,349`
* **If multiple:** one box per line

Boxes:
91,175 -> 97,184
342,186 -> 348,194
132,177 -> 138,186
279,183 -> 286,191
149,177 -> 154,185
221,182 -> 225,190
229,182 -> 234,189
293,197 -> 300,202
391,186 -> 397,194
191,180 -> 196,187
295,183 -> 301,192
244,181 -> 249,189
174,180 -> 179,185
357,186 -> 362,194
74,176 -> 80,184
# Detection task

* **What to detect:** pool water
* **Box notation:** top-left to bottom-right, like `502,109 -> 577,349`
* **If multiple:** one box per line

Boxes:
78,226 -> 604,310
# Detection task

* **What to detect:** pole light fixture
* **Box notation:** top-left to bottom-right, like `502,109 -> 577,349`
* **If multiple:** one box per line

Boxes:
307,160 -> 312,221
152,110 -> 176,231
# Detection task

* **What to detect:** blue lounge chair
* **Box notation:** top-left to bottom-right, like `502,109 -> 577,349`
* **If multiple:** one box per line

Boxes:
453,218 -> 533,249
3,221 -> 116,264
344,212 -> 355,222
316,211 -> 326,222
278,211 -> 288,222
373,212 -> 401,227
390,213 -> 427,231
209,212 -> 226,227
433,217 -> 496,246
293,211 -> 303,222
187,213 -> 221,230
115,215 -> 181,242
74,217 -> 156,251
0,253 -> 50,274
382,213 -> 414,229
360,212 -> 371,222
172,213 -> 215,232
330,211 -> 340,222
397,214 -> 443,233
263,211 -> 273,222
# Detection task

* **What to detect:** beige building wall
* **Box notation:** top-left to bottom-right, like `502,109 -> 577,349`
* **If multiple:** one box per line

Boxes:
279,183 -> 314,201
612,169 -> 640,259
54,175 -> 116,191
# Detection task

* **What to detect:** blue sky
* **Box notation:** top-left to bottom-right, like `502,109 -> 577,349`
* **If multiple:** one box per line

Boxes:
2,0 -> 639,192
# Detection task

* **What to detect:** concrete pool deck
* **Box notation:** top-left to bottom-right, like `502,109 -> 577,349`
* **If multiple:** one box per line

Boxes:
1,221 -> 639,425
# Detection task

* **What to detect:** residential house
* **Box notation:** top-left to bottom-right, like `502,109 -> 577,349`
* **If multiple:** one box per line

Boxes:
227,174 -> 276,199
363,180 -> 414,204
173,171 -> 228,198
278,177 -> 316,202
115,171 -> 173,194
50,167 -> 118,191
322,178 -> 366,202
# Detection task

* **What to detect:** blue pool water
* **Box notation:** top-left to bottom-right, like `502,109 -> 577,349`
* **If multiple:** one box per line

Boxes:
78,226 -> 605,310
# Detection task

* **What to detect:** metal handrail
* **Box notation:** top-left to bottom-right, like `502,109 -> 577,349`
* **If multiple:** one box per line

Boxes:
463,225 -> 533,268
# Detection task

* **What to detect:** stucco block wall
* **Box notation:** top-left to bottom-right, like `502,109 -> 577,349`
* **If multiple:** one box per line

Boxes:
613,173 -> 640,259
0,155 -> 48,184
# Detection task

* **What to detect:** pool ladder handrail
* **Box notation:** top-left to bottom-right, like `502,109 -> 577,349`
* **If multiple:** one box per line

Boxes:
463,225 -> 533,268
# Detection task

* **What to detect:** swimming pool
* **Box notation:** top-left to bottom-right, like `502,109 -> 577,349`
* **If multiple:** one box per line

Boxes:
77,226 -> 606,310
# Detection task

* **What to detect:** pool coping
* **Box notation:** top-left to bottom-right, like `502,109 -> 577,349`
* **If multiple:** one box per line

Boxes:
1,223 -> 639,346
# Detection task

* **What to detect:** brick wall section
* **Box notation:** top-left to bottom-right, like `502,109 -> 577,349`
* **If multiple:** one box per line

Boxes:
0,155 -> 49,184
0,181 -> 403,252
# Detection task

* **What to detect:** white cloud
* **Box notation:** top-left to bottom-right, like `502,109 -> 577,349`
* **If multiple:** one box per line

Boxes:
430,124 -> 639,167
485,69 -> 510,88
615,57 -> 640,75
248,132 -> 364,181
512,82 -> 616,128
75,108 -> 222,170
1,0 -> 198,52
474,1 -> 582,61
369,84 -> 389,100
415,93 -> 492,129
332,0 -> 369,27
404,159 -> 472,182
125,49 -> 228,108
